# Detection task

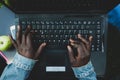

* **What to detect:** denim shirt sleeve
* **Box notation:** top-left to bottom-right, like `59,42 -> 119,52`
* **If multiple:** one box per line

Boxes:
72,61 -> 97,80
108,4 -> 120,30
0,53 -> 96,80
0,53 -> 37,80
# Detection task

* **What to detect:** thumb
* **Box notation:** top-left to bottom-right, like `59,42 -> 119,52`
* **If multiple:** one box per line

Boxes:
9,35 -> 18,49
67,45 -> 76,65
34,43 -> 46,59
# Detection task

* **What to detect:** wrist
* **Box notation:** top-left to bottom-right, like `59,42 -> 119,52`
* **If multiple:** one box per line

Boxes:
72,61 -> 96,78
12,52 -> 37,70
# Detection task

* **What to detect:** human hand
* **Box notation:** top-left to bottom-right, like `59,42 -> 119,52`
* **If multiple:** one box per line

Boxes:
9,25 -> 46,60
67,34 -> 92,67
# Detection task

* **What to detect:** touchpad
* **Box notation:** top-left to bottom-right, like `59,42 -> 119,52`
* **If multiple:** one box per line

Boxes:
45,52 -> 66,72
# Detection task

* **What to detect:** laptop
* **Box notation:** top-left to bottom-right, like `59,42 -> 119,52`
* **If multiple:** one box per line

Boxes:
1,0 -> 109,79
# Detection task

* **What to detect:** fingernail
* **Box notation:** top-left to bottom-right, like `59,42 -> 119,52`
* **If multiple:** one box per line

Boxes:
43,43 -> 46,46
89,36 -> 93,41
78,34 -> 81,37
69,39 -> 72,42
67,45 -> 70,49
17,25 -> 20,29
69,39 -> 74,42
28,25 -> 31,28
90,36 -> 93,38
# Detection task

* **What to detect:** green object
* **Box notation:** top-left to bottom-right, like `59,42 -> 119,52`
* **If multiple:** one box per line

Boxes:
5,0 -> 10,6
0,3 -> 3,8
0,36 -> 12,51
0,0 -> 10,8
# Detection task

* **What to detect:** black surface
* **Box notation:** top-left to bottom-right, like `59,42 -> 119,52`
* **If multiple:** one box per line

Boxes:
1,0 -> 120,13
0,56 -> 7,76
104,23 -> 120,80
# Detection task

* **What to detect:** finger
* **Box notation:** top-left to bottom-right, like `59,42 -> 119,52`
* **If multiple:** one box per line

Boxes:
77,42 -> 89,58
88,36 -> 93,45
16,25 -> 22,45
78,34 -> 89,45
70,42 -> 79,48
22,34 -> 26,45
22,25 -> 31,44
69,39 -> 75,43
69,39 -> 80,48
24,25 -> 31,36
9,35 -> 18,49
26,33 -> 32,47
67,45 -> 76,64
85,36 -> 93,50
35,43 -> 46,59
76,43 -> 84,58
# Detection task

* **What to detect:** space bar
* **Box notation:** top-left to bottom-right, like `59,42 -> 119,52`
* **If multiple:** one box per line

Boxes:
46,45 -> 67,49
45,46 -> 67,53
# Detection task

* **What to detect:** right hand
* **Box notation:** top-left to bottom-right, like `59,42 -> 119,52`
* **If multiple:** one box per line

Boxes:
67,34 -> 93,67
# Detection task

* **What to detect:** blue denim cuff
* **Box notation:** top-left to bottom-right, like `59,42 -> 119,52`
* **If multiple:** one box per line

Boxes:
108,4 -> 120,29
72,61 -> 96,78
12,52 -> 37,70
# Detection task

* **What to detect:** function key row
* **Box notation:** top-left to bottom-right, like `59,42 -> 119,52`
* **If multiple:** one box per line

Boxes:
20,20 -> 101,25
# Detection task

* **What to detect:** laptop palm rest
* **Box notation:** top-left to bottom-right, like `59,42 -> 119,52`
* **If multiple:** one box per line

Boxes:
45,51 -> 67,72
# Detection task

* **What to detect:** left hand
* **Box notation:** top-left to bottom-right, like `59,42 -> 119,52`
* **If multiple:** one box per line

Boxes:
9,25 -> 46,60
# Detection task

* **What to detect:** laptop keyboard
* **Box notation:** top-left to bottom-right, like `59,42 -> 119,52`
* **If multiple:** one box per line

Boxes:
17,14 -> 106,52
